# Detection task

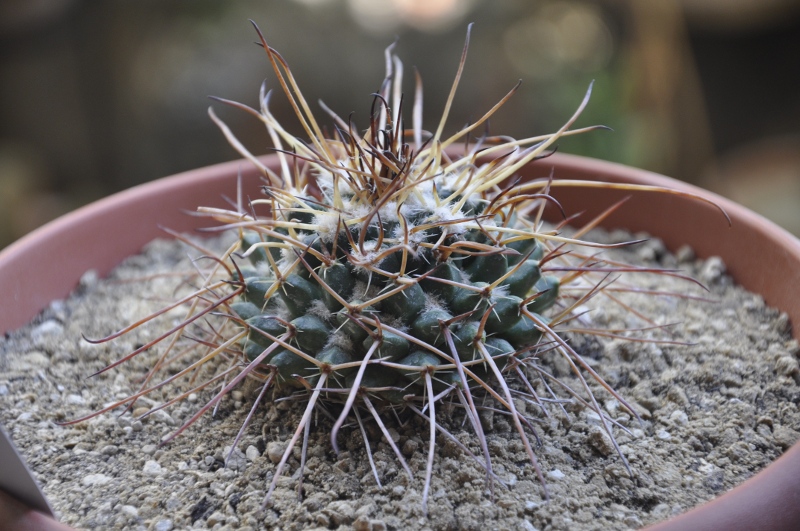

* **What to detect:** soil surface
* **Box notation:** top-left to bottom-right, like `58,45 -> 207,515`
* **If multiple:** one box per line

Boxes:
1,232 -> 799,531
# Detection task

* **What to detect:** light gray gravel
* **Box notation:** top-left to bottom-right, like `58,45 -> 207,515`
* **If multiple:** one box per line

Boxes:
1,234 -> 799,530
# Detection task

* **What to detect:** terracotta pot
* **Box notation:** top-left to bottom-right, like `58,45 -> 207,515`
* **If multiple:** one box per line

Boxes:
1,153 -> 798,530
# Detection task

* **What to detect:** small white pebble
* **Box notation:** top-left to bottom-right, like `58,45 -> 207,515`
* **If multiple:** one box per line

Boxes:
143,460 -> 162,475
675,245 -> 695,262
206,512 -> 226,527
657,429 -> 672,440
31,320 -> 64,341
246,445 -> 261,461
505,473 -> 518,487
100,445 -> 119,456
66,394 -> 85,405
547,469 -> 565,480
386,428 -> 400,443
23,351 -> 50,367
153,520 -> 173,531
587,426 -> 615,456
82,474 -> 111,486
223,446 -> 247,470
266,441 -> 287,464
152,409 -> 175,425
142,444 -> 158,455
79,269 -> 99,289
669,410 -> 689,426
624,514 -> 643,528
120,505 -> 138,518
583,410 -> 602,425
699,256 -> 725,284
48,299 -> 67,317
604,399 -> 620,416
165,497 -> 181,511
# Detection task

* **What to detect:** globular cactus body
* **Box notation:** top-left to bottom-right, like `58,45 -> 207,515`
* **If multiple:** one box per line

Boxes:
69,22 -> 726,514
197,23 -> 620,508
235,221 -> 556,387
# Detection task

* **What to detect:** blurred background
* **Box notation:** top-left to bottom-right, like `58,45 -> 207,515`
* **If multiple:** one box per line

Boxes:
1,0 -> 799,249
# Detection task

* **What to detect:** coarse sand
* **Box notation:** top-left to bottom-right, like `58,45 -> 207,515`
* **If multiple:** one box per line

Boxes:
1,232 -> 799,531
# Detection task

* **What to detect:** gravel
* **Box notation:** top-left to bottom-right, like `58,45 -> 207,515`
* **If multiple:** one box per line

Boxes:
1,234 -> 799,530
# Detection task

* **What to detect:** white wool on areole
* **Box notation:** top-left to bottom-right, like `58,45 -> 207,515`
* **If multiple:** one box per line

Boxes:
280,245 -> 297,264
348,240 -> 384,275
348,202 -> 374,223
315,166 -> 359,198
313,210 -> 344,243
324,329 -> 354,353
306,299 -> 333,322
428,204 -> 468,235
377,201 -> 400,223
399,191 -> 437,211
391,222 -> 428,245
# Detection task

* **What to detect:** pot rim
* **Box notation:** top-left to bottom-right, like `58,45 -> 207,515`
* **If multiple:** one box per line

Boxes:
1,153 -> 798,530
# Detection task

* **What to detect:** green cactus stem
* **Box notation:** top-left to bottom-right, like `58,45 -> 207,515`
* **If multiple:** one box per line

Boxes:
67,21 -> 728,517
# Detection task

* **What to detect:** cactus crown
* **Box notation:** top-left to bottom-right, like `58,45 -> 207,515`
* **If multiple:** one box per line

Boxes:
70,23 -> 726,514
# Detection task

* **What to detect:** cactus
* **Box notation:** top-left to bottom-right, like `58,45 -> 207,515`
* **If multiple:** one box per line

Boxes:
66,22 -> 728,514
